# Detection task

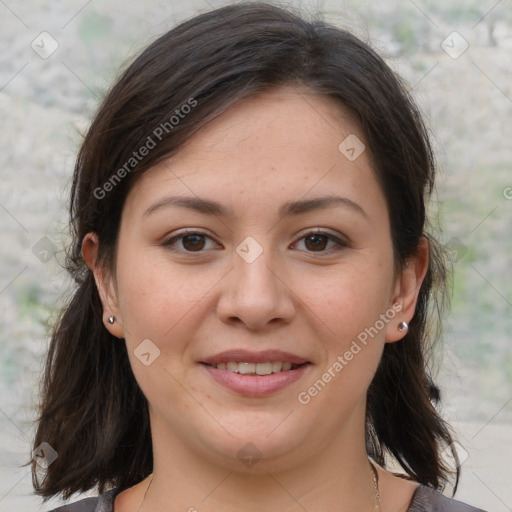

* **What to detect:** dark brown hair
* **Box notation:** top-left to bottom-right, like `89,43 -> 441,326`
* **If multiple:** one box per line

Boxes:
31,1 -> 459,501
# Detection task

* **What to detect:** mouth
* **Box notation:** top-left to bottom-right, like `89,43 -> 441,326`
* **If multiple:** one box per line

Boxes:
199,350 -> 311,396
202,361 -> 305,375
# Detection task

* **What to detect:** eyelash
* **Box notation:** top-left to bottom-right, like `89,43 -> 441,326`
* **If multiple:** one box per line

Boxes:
162,228 -> 348,255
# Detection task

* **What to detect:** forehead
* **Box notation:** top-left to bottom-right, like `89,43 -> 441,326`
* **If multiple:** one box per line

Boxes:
123,86 -> 387,223
170,87 -> 361,163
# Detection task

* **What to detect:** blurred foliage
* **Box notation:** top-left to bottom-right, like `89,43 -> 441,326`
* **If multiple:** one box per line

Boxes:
78,11 -> 113,47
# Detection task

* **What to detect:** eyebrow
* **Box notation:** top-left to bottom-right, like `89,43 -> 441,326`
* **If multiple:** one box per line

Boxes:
143,194 -> 368,219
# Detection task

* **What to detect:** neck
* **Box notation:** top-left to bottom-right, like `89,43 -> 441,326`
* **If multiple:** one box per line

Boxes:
137,404 -> 378,512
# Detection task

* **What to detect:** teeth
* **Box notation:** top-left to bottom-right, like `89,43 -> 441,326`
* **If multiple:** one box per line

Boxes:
272,362 -> 283,372
256,362 -> 272,375
213,361 -> 299,374
226,361 -> 238,372
238,362 -> 256,375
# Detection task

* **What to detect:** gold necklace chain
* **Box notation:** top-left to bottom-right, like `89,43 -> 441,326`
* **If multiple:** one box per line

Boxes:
134,475 -> 153,512
370,461 -> 382,511
137,460 -> 381,511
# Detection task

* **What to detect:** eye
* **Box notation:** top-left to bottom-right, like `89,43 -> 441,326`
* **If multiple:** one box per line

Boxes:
163,229 -> 220,252
162,228 -> 348,254
292,229 -> 347,254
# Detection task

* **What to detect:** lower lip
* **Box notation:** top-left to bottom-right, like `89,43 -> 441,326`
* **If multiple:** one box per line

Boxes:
201,364 -> 310,397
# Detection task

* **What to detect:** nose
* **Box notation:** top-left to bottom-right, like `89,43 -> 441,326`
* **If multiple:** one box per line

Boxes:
216,245 -> 296,331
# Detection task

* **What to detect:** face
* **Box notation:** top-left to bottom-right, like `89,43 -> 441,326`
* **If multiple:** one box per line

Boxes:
89,86 -> 425,474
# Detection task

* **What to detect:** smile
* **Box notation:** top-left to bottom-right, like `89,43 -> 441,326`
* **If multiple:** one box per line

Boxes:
200,360 -> 311,397
205,361 -> 301,375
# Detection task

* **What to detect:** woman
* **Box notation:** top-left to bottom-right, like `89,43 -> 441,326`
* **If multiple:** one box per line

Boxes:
32,3 -> 488,511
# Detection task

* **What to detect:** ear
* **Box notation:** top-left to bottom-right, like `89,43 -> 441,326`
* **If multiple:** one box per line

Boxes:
385,236 -> 429,343
81,232 -> 125,338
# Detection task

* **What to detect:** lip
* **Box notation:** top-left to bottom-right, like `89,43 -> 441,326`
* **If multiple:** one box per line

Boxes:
201,362 -> 311,397
201,349 -> 309,365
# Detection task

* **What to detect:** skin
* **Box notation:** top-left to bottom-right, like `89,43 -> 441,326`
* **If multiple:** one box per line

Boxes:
83,86 -> 428,512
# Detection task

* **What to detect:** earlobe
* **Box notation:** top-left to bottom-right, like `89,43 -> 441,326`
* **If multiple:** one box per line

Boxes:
82,232 -> 125,339
385,236 -> 429,343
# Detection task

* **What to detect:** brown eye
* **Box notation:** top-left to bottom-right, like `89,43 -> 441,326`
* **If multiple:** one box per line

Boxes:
293,230 -> 347,254
181,234 -> 206,251
304,234 -> 329,251
164,231 -> 218,252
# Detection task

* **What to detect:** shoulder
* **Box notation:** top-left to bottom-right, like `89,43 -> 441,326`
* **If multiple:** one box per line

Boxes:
45,485 -> 489,512
46,488 -> 120,512
409,485 -> 489,512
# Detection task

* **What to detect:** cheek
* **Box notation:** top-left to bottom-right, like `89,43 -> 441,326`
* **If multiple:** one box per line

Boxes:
113,249 -> 210,407
295,256 -> 393,343
294,266 -> 390,421
114,245 -> 228,363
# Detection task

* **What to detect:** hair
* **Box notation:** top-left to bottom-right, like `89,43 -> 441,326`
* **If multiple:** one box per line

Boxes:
31,1 -> 459,501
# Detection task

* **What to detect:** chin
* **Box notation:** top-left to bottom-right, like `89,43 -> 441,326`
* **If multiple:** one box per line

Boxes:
195,415 -> 311,473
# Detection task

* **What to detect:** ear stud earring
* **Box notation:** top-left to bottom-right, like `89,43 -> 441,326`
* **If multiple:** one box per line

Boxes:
398,321 -> 408,332
107,316 -> 116,325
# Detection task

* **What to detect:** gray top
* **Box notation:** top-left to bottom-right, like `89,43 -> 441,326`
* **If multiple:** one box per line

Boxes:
48,485 -> 489,511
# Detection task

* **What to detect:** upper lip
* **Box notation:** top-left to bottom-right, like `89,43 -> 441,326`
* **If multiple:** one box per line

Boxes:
201,349 -> 309,365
